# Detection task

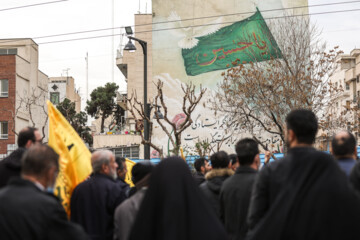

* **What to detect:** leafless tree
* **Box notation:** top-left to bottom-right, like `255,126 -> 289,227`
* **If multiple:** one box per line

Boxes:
1,87 -> 49,141
127,80 -> 206,157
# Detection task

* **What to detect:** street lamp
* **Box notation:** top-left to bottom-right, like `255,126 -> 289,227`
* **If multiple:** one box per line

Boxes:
123,27 -> 151,160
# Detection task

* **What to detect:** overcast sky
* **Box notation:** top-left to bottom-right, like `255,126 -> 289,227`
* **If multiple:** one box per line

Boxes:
0,0 -> 359,111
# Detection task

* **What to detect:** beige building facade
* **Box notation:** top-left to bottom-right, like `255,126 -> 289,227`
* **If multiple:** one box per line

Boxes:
48,76 -> 81,113
329,49 -> 360,143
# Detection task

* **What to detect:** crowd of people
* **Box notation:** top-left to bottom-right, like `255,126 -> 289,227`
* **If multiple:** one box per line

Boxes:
2,109 -> 360,240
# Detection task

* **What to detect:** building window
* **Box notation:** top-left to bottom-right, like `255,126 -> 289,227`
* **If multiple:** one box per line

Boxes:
112,146 -> 140,159
0,79 -> 8,97
346,83 -> 350,90
50,92 -> 60,104
346,100 -> 351,109
0,48 -> 17,55
357,76 -> 360,83
0,122 -> 8,139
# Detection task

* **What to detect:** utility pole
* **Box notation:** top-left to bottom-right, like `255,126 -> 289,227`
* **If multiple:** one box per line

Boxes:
111,0 -> 115,83
85,52 -> 88,103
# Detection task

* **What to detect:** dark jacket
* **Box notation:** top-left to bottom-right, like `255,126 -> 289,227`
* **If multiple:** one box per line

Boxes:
70,173 -> 126,240
0,148 -> 26,188
220,166 -> 257,240
199,168 -> 234,218
247,147 -> 360,240
193,171 -> 205,185
0,178 -> 87,240
116,178 -> 130,197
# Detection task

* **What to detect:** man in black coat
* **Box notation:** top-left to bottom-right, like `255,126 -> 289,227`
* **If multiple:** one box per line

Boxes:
246,109 -> 360,240
0,144 -> 87,240
193,157 -> 212,185
199,151 -> 233,218
220,138 -> 260,240
115,157 -> 130,197
71,150 -> 126,240
0,127 -> 42,188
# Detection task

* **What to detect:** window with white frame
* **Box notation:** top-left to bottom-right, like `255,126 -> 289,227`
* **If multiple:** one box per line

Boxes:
0,122 -> 8,139
112,146 -> 140,159
0,79 -> 8,97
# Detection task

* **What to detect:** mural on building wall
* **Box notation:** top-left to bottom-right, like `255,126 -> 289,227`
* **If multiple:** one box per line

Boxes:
151,0 -> 308,156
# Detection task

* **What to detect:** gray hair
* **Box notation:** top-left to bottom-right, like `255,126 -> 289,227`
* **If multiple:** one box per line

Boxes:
91,150 -> 114,173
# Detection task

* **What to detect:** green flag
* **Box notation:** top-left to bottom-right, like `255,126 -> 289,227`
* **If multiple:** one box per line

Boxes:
182,9 -> 282,76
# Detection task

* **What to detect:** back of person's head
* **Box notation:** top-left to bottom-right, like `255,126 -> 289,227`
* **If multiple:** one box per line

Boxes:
235,138 -> 259,165
18,127 -> 38,148
210,151 -> 229,169
91,150 -> 113,173
285,109 -> 318,144
194,157 -> 206,172
132,161 -> 155,184
332,131 -> 356,158
115,157 -> 126,171
21,144 -> 59,177
229,154 -> 237,165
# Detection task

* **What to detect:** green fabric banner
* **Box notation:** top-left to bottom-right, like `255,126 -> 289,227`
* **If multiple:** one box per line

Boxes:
182,9 -> 282,76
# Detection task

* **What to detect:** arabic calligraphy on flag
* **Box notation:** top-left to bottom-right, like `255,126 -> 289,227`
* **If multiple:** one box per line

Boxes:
182,9 -> 282,76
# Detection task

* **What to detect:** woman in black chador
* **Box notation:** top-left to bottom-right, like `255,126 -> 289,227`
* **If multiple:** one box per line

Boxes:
129,157 -> 228,240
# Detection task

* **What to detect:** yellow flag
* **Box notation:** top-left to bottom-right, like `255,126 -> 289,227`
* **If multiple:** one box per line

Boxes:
124,158 -> 136,187
47,101 -> 92,216
180,146 -> 185,161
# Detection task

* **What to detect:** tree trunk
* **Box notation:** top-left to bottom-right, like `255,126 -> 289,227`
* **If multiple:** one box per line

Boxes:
101,115 -> 105,133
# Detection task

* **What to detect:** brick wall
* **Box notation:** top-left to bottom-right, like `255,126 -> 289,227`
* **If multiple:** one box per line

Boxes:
0,55 -> 16,154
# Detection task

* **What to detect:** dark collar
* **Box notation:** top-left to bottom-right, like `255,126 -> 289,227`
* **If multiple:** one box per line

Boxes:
8,178 -> 43,192
91,172 -> 116,182
337,158 -> 356,162
235,166 -> 257,174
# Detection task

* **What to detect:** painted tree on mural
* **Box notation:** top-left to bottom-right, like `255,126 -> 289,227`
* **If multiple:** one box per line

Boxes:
127,80 -> 206,158
211,15 -> 348,152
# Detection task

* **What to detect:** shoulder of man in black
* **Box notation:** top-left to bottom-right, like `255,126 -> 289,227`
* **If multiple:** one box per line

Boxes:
71,173 -> 126,209
0,178 -> 87,240
0,148 -> 27,188
350,160 -> 360,194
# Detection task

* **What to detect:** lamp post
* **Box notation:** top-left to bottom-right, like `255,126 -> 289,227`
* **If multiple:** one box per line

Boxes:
124,29 -> 150,160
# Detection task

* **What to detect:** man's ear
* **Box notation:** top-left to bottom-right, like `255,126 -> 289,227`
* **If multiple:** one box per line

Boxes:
200,165 -> 205,173
288,129 -> 296,143
102,163 -> 109,173
354,146 -> 358,159
25,140 -> 33,149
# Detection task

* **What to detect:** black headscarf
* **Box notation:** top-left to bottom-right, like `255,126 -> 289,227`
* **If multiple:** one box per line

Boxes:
129,157 -> 228,240
246,147 -> 360,240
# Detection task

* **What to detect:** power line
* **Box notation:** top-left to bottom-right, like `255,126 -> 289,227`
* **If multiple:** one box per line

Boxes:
37,7 -> 360,45
133,0 -> 360,27
0,0 -> 68,12
2,0 -> 360,42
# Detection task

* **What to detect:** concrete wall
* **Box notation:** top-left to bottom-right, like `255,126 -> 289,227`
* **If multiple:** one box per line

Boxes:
93,134 -> 142,149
